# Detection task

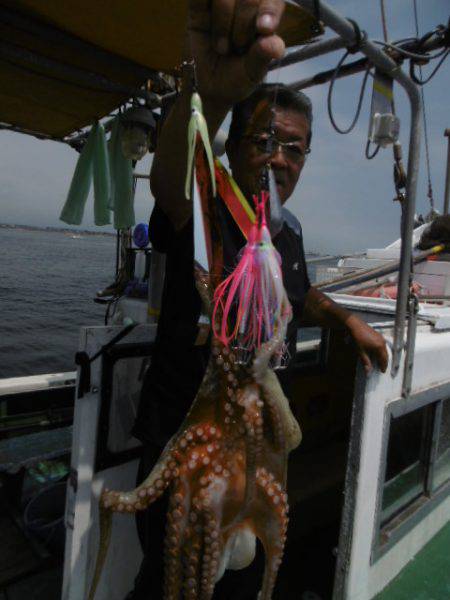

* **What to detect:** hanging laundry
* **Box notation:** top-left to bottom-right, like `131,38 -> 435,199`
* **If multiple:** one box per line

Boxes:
60,122 -> 111,226
108,116 -> 135,229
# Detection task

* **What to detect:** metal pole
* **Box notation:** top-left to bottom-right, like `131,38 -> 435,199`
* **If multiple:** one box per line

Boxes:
271,36 -> 346,70
444,129 -> 450,215
317,244 -> 443,293
292,0 -> 422,377
291,57 -> 368,90
282,27 -> 446,82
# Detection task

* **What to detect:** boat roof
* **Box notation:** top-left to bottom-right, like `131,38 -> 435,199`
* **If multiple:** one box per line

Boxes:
0,0 -> 321,140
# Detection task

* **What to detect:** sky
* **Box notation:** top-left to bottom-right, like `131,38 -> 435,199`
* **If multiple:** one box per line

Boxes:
0,0 -> 449,255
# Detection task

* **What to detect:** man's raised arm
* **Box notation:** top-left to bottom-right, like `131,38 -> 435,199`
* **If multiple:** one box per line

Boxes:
150,0 -> 286,230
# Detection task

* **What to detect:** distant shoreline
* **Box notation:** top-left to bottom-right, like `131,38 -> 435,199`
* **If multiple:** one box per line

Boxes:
0,223 -> 115,237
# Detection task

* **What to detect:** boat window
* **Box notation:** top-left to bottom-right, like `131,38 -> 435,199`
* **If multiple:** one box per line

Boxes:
375,391 -> 450,557
433,398 -> 450,490
380,405 -> 431,525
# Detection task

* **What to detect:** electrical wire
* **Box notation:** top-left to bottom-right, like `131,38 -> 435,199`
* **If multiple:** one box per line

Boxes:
365,139 -> 380,160
371,39 -> 447,62
327,50 -> 372,135
410,49 -> 450,85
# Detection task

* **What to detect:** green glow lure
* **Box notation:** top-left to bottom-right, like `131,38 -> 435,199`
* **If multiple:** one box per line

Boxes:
185,92 -> 216,200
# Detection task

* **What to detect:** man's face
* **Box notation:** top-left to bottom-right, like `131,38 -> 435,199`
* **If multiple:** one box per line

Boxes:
226,104 -> 310,204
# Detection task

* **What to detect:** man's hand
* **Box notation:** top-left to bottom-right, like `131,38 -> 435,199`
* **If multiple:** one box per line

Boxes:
189,0 -> 286,108
151,0 -> 286,229
345,314 -> 389,375
303,287 -> 389,375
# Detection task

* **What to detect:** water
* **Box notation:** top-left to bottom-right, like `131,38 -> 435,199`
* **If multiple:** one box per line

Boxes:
0,227 -> 334,379
0,228 -> 115,378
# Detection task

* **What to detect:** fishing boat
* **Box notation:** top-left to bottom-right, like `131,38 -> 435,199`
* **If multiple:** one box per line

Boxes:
0,1 -> 449,599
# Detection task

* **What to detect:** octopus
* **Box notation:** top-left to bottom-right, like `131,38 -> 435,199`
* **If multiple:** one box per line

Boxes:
89,152 -> 301,599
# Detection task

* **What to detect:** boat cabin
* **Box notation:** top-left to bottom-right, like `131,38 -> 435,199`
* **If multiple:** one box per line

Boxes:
1,1 -> 449,599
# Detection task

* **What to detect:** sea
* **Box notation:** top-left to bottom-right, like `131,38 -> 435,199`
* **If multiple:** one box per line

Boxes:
0,228 -> 115,378
0,227 -> 328,379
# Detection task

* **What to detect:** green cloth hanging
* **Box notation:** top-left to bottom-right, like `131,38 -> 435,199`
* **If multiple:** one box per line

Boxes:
108,116 -> 135,229
61,118 -> 135,229
60,125 -> 96,225
60,122 -> 111,226
93,123 -> 111,226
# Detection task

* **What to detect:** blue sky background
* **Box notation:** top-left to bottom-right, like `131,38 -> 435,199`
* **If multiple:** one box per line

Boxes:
0,0 -> 448,254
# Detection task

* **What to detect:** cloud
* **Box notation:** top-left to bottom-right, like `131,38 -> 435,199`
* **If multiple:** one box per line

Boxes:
1,0 -> 449,254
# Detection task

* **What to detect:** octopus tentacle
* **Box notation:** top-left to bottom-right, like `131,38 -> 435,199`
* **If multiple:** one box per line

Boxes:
256,468 -> 289,600
183,504 -> 204,600
163,477 -> 189,600
92,282 -> 301,599
100,436 -> 176,513
237,384 -> 265,504
200,507 -> 221,599
260,370 -> 302,453
252,329 -> 285,384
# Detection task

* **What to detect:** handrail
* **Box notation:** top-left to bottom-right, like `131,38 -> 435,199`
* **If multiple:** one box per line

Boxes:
292,0 -> 422,378
0,371 -> 76,397
270,35 -> 346,69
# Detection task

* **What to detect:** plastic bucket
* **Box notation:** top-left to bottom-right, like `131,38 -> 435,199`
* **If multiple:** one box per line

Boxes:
23,480 -> 67,555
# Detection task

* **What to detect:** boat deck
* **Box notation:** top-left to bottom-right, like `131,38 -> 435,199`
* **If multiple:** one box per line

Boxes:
375,521 -> 450,599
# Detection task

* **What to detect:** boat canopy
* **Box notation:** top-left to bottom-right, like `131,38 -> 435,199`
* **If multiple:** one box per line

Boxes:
0,0 -> 321,140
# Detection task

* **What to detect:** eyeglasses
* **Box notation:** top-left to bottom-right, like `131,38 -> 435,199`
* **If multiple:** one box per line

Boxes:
243,133 -> 310,165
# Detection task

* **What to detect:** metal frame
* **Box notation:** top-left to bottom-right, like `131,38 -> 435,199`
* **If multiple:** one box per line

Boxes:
444,129 -> 450,215
371,380 -> 450,562
279,25 -> 447,90
291,0 -> 422,381
332,362 -> 367,600
95,341 -> 154,472
270,35 -> 347,70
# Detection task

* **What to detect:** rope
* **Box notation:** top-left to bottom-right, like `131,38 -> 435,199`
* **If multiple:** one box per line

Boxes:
412,0 -> 435,210
379,0 -> 389,43
377,1 -> 397,117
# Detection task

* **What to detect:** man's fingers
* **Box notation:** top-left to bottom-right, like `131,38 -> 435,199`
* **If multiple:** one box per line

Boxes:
377,344 -> 389,373
244,34 -> 285,83
256,0 -> 285,34
211,0 -> 236,54
232,0 -> 261,50
360,351 -> 372,375
232,0 -> 285,50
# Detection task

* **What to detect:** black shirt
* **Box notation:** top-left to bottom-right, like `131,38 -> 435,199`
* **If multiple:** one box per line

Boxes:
132,200 -> 310,446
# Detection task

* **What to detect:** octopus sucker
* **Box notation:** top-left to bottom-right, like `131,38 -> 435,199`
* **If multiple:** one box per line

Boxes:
164,480 -> 188,599
89,231 -> 301,596
254,469 -> 289,600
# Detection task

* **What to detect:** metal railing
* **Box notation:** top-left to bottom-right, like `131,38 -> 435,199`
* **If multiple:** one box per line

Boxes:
289,0 -> 422,379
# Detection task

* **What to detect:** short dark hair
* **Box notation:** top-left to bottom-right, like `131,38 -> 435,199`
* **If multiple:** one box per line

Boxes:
228,83 -> 313,147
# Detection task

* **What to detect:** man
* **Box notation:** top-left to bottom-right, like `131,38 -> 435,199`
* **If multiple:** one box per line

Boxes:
130,1 -> 388,597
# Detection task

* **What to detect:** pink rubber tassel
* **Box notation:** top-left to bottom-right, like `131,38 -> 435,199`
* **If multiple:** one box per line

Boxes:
212,191 -> 292,354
